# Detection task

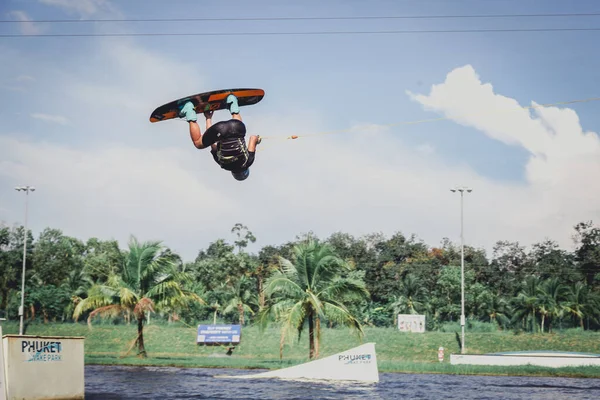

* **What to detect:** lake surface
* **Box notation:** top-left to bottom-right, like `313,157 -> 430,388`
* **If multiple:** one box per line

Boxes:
85,365 -> 600,399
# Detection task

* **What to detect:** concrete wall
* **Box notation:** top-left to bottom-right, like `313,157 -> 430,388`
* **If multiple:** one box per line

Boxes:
0,327 -> 6,400
451,353 -> 600,368
3,335 -> 85,400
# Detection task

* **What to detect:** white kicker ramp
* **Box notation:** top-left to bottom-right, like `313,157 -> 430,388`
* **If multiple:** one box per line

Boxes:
219,342 -> 379,383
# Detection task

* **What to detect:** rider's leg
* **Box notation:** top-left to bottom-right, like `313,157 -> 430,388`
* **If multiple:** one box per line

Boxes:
179,102 -> 220,149
178,102 -> 204,149
225,94 -> 259,149
227,94 -> 242,122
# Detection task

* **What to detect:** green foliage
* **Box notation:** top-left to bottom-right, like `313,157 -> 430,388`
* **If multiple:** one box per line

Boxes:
28,284 -> 71,322
231,223 -> 257,253
440,320 -> 500,333
32,228 -> 85,286
389,273 -> 426,316
4,322 -> 600,378
191,239 -> 245,292
0,224 -> 34,314
258,238 -> 369,359
82,238 -> 125,283
73,236 -> 203,357
573,221 -> 600,286
3,219 -> 600,338
220,275 -> 258,325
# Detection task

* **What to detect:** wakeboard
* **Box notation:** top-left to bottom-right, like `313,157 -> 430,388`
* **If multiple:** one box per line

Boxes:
149,88 -> 265,123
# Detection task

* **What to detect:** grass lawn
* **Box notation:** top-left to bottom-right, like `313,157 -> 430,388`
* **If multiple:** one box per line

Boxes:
3,321 -> 600,378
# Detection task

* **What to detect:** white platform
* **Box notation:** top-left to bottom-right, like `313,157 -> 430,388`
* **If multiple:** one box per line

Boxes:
217,342 -> 379,383
451,351 -> 600,368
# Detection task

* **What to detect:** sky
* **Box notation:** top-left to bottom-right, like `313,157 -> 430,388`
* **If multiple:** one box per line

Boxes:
1,0 -> 600,262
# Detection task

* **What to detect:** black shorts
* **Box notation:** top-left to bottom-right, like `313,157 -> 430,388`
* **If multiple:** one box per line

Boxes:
203,119 -> 246,147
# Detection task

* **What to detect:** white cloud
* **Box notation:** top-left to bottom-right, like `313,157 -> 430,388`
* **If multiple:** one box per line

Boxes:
1,37 -> 599,261
65,39 -> 205,115
0,136 -> 236,257
16,75 -> 35,82
417,143 -> 435,155
7,11 -> 41,35
38,0 -> 116,17
407,64 -> 600,250
31,113 -> 70,125
3,86 -> 26,92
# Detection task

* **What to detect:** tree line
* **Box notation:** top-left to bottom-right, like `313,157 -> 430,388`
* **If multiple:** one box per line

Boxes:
1,221 -> 599,358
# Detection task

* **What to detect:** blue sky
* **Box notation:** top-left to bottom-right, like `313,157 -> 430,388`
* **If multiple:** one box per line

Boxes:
1,0 -> 600,260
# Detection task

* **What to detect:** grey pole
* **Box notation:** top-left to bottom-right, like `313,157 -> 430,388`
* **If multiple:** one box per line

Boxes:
460,189 -> 465,354
15,185 -> 35,336
451,186 -> 471,354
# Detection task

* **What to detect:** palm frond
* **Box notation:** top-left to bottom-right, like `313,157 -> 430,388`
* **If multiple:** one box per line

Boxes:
264,275 -> 304,298
323,300 -> 365,339
119,286 -> 139,308
305,290 -> 325,318
146,280 -> 184,300
319,276 -> 369,302
88,304 -> 125,321
311,250 -> 346,290
278,257 -> 300,281
133,297 -> 155,317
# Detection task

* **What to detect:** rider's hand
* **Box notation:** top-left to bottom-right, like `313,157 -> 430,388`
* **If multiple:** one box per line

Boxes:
204,110 -> 213,119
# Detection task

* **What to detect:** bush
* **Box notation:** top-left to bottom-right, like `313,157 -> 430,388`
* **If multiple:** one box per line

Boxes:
439,320 -> 499,333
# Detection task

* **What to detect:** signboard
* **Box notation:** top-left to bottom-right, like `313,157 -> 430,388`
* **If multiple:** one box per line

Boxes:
397,314 -> 426,333
197,325 -> 241,345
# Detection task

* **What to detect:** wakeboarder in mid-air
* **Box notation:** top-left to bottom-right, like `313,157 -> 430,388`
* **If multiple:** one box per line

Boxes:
178,94 -> 261,181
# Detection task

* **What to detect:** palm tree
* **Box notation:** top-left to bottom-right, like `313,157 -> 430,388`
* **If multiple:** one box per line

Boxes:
389,274 -> 425,325
154,255 -> 204,324
537,278 -> 568,333
259,239 -> 369,360
563,282 -> 587,329
73,237 -> 202,357
62,266 -> 94,322
222,275 -> 257,325
563,282 -> 600,329
510,276 -> 541,332
478,291 -> 510,330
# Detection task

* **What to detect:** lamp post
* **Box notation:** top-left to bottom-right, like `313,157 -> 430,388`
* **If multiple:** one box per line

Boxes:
450,186 -> 471,354
15,185 -> 35,336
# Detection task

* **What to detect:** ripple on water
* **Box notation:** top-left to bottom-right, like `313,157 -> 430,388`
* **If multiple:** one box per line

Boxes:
84,365 -> 600,400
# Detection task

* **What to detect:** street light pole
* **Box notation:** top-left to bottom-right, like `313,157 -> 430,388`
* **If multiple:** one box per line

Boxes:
15,185 -> 35,336
450,186 -> 471,354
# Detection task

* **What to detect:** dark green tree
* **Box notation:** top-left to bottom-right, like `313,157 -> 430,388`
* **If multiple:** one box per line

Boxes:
573,222 -> 600,286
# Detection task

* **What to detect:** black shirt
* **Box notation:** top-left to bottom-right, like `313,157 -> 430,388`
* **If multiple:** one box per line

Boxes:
211,137 -> 255,172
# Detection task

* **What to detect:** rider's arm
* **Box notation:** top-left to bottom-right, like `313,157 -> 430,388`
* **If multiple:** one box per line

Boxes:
247,135 -> 260,152
204,111 -> 218,151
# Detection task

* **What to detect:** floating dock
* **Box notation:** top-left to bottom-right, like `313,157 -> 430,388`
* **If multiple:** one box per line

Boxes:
451,351 -> 600,368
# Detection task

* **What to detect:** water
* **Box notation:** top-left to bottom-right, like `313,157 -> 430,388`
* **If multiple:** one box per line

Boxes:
85,365 -> 600,399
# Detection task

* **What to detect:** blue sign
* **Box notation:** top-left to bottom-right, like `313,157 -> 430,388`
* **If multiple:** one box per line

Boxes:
197,324 -> 241,345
